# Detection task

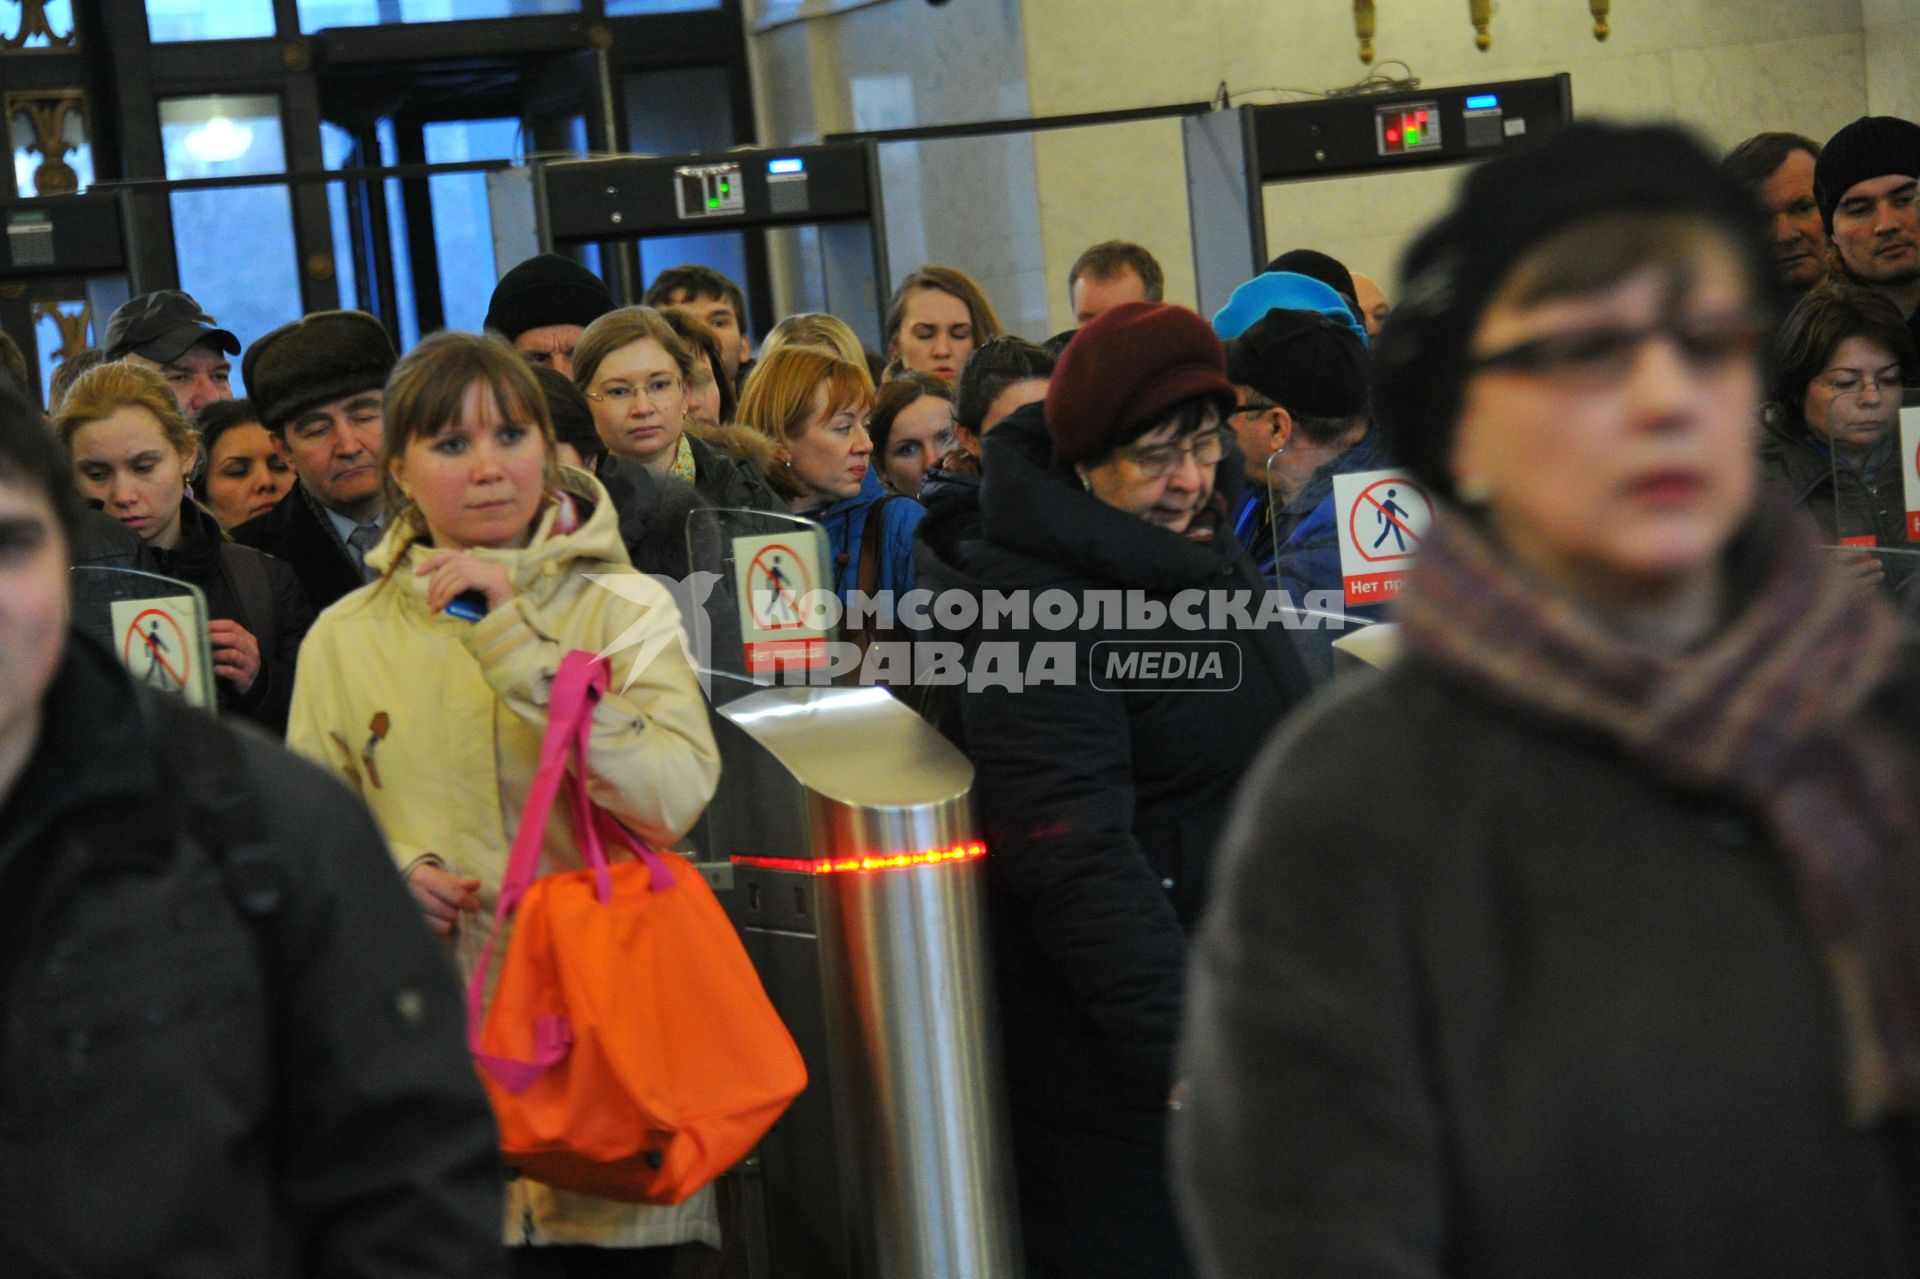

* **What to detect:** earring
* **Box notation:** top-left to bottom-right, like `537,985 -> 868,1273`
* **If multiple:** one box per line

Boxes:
1080,473 -> 1092,493
184,481 -> 195,502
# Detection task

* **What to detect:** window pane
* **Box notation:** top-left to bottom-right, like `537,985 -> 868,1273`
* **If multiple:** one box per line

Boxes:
606,0 -> 721,13
625,68 -> 747,329
35,304 -> 92,409
20,0 -> 75,48
298,0 -> 577,30
377,118 -> 420,351
147,0 -> 277,41
321,124 -> 359,313
423,118 -> 522,335
161,96 -> 299,390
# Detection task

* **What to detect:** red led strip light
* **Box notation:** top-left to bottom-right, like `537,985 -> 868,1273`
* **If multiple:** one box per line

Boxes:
732,841 -> 987,875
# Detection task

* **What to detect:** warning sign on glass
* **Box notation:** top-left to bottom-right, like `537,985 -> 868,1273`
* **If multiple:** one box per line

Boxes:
1331,469 -> 1433,607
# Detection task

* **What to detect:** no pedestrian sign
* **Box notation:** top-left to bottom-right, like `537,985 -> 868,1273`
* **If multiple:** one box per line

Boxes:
732,531 -> 829,672
110,593 -> 212,707
1900,406 -> 1920,540
1331,469 -> 1433,606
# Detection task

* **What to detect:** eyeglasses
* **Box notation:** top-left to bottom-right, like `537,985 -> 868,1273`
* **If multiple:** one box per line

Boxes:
585,377 -> 683,408
1120,428 -> 1227,479
1815,370 -> 1906,397
1467,316 -> 1766,388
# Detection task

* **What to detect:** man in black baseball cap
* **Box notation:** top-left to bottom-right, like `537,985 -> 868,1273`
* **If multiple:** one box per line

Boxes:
1815,115 -> 1920,352
101,290 -> 240,423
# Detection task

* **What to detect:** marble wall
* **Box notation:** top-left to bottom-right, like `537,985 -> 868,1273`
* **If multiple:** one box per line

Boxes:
1020,0 -> 1874,331
750,0 -> 1890,339
747,0 -> 1053,345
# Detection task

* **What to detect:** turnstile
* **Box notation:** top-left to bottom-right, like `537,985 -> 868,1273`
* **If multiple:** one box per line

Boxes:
486,142 -> 892,349
683,510 -> 1021,1278
1184,74 -> 1573,318
708,685 -> 1020,1278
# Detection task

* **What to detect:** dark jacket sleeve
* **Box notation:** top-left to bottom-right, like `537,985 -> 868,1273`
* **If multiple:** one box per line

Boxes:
960,634 -> 1190,1094
1172,673 -> 1446,1278
239,730 -> 507,1277
232,555 -> 316,737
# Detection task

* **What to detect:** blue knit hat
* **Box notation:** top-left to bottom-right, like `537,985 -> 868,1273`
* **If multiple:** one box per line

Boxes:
1211,272 -> 1368,344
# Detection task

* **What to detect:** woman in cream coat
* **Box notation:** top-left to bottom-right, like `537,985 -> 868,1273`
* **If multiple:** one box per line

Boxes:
289,331 -> 720,1279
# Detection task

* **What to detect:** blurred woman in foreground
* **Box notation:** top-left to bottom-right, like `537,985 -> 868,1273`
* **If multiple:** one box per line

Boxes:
1177,123 -> 1920,1278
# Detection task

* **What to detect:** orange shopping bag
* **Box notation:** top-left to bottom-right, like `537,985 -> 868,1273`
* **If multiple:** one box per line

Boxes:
466,651 -> 806,1204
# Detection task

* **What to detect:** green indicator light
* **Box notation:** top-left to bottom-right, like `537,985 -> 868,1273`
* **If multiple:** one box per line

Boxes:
1405,128 -> 1420,145
707,197 -> 719,209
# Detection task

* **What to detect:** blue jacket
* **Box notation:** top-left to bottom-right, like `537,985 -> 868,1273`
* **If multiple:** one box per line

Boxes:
1234,427 -> 1388,604
1234,429 -> 1391,684
810,470 -> 925,603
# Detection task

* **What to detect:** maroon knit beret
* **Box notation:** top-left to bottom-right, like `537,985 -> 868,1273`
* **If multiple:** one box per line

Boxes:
1045,301 -> 1237,464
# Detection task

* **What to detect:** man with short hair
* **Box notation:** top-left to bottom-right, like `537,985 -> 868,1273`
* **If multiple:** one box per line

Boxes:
1816,116 -> 1920,351
1225,307 -> 1384,680
102,290 -> 239,422
1724,131 -> 1829,295
230,311 -> 397,612
0,382 -> 506,1277
483,252 -> 614,379
1351,272 -> 1391,337
1067,240 -> 1164,326
643,265 -> 751,382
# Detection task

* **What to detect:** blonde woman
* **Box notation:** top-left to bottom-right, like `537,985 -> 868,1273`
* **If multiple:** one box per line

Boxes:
57,360 -> 311,732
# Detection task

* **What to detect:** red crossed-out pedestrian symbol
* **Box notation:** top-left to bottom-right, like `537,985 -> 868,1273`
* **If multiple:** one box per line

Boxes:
746,543 -> 809,631
121,606 -> 191,690
1347,477 -> 1432,564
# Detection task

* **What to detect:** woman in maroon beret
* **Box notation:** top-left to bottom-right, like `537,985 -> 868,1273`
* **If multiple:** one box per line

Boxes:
916,300 -> 1312,1278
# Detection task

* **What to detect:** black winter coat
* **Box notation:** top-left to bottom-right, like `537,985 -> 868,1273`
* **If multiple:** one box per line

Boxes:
916,403 -> 1310,1119
231,481 -> 366,613
595,460 -> 710,579
0,635 -> 506,1277
1176,656 -> 1920,1279
151,499 -> 314,734
687,430 -> 782,512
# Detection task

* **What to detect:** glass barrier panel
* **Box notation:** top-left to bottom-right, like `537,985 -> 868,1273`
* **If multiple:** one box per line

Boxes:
69,567 -> 217,710
685,506 -> 834,705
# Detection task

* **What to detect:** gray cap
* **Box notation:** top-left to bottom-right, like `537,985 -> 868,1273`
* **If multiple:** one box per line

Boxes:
103,290 -> 241,364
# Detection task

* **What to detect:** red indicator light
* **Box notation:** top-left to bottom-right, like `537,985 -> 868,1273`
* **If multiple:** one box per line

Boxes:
1387,129 -> 1400,144
733,841 -> 988,875
1418,110 -> 1429,123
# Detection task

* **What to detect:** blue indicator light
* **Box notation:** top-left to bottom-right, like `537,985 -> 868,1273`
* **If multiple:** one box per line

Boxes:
1465,94 -> 1499,110
768,158 -> 806,175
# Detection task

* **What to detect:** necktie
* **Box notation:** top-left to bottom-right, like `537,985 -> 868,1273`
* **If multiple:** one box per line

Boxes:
347,522 -> 382,581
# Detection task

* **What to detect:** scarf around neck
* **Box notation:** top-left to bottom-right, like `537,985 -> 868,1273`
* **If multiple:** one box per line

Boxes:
1399,498 -> 1920,1123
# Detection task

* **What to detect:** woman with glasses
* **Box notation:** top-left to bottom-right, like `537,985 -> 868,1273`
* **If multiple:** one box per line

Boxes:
1762,282 -> 1918,595
916,301 -> 1310,1278
572,306 -> 779,513
1177,124 -> 1920,1278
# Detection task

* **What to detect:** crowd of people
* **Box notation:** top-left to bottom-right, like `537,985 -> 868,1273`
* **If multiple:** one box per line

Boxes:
7,109 -> 1920,1277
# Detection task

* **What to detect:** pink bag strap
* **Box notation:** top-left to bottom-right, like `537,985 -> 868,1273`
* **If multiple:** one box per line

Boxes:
465,650 -> 675,1090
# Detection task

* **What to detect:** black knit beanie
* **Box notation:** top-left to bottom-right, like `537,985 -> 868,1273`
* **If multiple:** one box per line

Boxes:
1373,122 -> 1776,502
1226,308 -> 1370,421
484,253 -> 615,341
1814,116 -> 1920,231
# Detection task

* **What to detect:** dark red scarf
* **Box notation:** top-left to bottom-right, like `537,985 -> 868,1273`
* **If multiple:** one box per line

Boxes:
1399,498 -> 1920,1122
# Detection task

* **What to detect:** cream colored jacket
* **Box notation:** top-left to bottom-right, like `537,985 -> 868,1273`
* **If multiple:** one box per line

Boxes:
288,469 -> 723,1251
